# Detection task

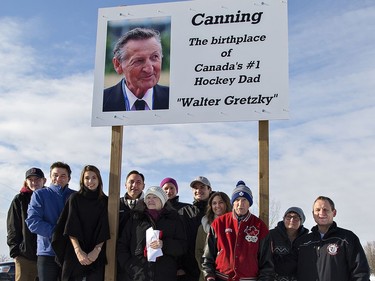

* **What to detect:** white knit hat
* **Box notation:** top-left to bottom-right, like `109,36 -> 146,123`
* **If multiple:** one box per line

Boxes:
145,186 -> 168,207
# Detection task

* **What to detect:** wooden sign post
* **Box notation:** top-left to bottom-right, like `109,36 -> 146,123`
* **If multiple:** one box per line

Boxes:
104,126 -> 123,281
258,120 -> 270,227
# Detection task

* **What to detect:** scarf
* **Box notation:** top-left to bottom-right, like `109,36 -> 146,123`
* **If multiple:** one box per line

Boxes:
146,208 -> 162,222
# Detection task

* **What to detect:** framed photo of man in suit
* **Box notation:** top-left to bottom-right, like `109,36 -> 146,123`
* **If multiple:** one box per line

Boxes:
103,18 -> 170,112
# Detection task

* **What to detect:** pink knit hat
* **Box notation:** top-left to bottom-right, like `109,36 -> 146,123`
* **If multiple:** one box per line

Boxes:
160,177 -> 178,193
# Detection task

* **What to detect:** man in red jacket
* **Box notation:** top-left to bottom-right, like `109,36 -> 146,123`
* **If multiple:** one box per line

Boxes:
202,181 -> 274,281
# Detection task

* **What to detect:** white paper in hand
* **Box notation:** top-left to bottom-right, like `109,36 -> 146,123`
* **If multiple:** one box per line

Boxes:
146,227 -> 163,262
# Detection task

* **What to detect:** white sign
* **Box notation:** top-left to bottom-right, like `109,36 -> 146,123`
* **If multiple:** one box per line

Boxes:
92,0 -> 288,126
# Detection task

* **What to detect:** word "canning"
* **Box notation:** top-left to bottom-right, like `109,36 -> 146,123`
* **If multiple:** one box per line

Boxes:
192,10 -> 263,26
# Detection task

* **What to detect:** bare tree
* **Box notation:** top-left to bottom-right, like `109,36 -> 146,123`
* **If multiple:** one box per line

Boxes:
269,199 -> 281,229
0,254 -> 11,262
250,199 -> 281,229
364,241 -> 375,275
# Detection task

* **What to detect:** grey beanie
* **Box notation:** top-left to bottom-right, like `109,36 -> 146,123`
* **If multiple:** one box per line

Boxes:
284,207 -> 306,224
145,186 -> 168,207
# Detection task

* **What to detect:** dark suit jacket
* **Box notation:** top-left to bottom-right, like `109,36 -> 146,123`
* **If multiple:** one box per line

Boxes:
103,80 -> 169,112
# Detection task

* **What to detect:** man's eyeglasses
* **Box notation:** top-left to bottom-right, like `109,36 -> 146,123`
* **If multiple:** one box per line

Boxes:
285,215 -> 300,221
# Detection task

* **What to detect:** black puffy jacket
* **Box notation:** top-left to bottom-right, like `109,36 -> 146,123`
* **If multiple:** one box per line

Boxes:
7,188 -> 38,260
117,202 -> 187,281
269,221 -> 308,280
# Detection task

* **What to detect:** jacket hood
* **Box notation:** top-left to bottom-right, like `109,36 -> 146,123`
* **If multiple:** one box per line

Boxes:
20,186 -> 32,193
201,215 -> 210,233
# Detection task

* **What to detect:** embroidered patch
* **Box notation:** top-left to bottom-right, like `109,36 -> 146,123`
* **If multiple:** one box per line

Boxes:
239,191 -> 244,196
225,228 -> 233,233
327,243 -> 339,256
244,226 -> 259,243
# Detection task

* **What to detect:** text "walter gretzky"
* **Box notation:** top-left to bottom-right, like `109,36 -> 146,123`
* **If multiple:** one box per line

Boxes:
177,94 -> 279,107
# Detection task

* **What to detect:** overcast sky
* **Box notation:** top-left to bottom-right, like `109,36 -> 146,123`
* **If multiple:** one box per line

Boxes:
0,0 -> 374,257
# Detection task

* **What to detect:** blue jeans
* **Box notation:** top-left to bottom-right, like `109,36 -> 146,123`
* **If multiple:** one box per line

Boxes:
37,255 -> 61,281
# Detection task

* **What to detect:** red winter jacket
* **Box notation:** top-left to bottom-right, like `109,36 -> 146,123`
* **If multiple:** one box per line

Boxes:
202,211 -> 274,281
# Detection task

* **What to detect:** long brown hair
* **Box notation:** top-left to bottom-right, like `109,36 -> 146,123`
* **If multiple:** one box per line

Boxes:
206,192 -> 232,224
79,165 -> 104,198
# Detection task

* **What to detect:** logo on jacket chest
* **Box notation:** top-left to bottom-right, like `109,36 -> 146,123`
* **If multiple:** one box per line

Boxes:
244,226 -> 259,243
327,243 -> 339,255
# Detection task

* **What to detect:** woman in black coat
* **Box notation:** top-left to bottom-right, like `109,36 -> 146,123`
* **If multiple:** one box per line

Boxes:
117,186 -> 187,281
269,207 -> 308,281
52,165 -> 110,281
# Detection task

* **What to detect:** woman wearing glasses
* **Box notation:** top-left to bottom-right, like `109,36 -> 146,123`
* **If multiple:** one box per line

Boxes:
268,207 -> 308,281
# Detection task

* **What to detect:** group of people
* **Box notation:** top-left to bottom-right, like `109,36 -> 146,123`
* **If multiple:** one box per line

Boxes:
7,162 -> 109,281
7,163 -> 371,281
